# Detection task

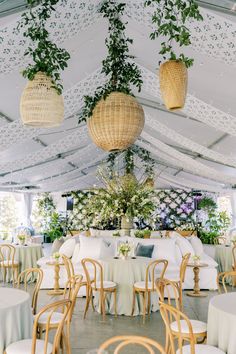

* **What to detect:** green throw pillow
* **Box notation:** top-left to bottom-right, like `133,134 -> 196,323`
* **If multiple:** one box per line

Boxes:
135,243 -> 154,258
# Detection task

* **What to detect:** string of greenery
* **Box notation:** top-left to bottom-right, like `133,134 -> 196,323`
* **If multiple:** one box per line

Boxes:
19,0 -> 70,94
78,0 -> 143,124
144,0 -> 203,67
107,145 -> 155,177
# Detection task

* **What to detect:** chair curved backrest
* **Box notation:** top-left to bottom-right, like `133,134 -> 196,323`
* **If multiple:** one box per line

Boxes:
179,253 -> 191,283
156,278 -> 181,309
0,244 -> 16,265
145,260 -> 168,291
17,267 -> 43,314
61,254 -> 75,280
33,299 -> 71,354
217,270 -> 236,293
213,236 -> 226,245
99,335 -> 166,353
63,275 -> 83,322
81,258 -> 103,290
159,301 -> 195,354
232,245 -> 236,269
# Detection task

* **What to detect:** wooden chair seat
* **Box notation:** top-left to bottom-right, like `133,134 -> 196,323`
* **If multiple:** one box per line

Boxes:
91,280 -> 116,290
5,338 -> 53,354
134,281 -> 154,291
171,319 -> 207,334
176,344 -> 225,354
37,311 -> 64,325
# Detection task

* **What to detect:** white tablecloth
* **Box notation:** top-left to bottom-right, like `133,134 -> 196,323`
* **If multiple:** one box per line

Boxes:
95,257 -> 159,316
0,288 -> 33,354
207,292 -> 236,354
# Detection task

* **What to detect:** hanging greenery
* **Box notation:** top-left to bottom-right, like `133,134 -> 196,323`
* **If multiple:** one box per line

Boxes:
19,0 -> 70,94
144,0 -> 203,68
78,0 -> 143,123
107,145 -> 155,177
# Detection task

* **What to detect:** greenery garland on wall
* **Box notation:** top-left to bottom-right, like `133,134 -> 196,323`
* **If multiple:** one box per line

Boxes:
144,0 -> 203,67
19,0 -> 70,94
78,0 -> 143,123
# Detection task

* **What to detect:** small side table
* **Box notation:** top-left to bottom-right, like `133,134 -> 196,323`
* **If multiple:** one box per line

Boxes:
46,261 -> 64,296
187,263 -> 208,297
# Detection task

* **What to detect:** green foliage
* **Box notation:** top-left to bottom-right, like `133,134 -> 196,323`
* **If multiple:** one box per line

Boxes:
199,210 -> 231,244
79,0 -> 142,123
134,229 -> 151,238
19,0 -> 70,94
32,193 -> 57,236
107,145 -> 155,177
145,0 -> 203,67
198,230 -> 218,245
87,169 -> 157,227
68,191 -> 95,231
44,212 -> 65,241
198,196 -> 217,211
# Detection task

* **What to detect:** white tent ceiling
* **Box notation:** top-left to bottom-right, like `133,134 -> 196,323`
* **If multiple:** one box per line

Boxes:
0,0 -> 236,194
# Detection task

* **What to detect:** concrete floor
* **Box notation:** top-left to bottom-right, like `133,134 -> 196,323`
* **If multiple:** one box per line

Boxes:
37,288 -> 219,353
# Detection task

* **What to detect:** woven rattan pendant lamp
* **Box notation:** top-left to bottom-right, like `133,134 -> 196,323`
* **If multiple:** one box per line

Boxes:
20,72 -> 64,127
19,0 -> 70,127
79,0 -> 145,152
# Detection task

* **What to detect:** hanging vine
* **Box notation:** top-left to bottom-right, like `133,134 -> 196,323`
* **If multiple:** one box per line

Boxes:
144,0 -> 203,67
78,0 -> 143,123
19,0 -> 70,94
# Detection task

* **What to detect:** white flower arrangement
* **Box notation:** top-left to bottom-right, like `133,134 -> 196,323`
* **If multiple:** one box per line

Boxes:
118,242 -> 131,257
52,252 -> 61,261
192,255 -> 201,264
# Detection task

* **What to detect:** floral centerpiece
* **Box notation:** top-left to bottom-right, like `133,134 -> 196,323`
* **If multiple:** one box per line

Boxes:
88,169 -> 157,235
118,242 -> 131,259
192,255 -> 201,265
18,234 -> 26,245
52,252 -> 61,263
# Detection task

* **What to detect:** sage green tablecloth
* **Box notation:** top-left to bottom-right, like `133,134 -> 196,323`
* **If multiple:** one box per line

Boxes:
0,288 -> 33,354
95,258 -> 159,316
3,244 -> 43,282
215,245 -> 233,284
207,293 -> 236,354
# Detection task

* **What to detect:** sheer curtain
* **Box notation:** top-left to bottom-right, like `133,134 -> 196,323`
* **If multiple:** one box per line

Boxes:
23,193 -> 33,228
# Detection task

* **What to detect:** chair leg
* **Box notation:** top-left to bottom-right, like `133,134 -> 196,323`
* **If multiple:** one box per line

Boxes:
101,291 -> 106,321
3,267 -> 6,283
131,288 -> 136,316
91,288 -> 95,312
142,292 -> 147,324
83,286 -> 92,319
114,290 -> 117,317
147,291 -> 151,315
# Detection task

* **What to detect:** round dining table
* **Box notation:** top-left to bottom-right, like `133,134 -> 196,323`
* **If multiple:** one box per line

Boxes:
0,287 -> 33,354
207,292 -> 236,354
96,257 -> 159,316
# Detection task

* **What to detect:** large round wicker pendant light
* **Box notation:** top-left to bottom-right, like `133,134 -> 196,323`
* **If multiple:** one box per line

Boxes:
20,72 -> 64,127
159,60 -> 187,110
87,92 -> 144,152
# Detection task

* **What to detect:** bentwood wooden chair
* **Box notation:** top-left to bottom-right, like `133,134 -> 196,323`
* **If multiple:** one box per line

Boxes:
156,279 -> 207,352
232,245 -> 236,271
99,335 -> 167,353
37,275 -> 83,354
217,270 -> 236,293
159,302 -> 224,354
131,259 -> 168,323
4,299 -> 71,354
82,258 -> 117,320
169,253 -> 191,309
17,268 -> 43,315
0,244 -> 19,286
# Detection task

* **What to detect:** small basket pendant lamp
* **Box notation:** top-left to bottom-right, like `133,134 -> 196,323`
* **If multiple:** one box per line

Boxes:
159,60 -> 187,110
20,71 -> 64,127
87,92 -> 145,152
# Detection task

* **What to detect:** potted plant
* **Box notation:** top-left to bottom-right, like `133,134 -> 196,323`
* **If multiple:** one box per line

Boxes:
18,234 -> 26,246
135,229 -> 151,239
145,0 -> 203,110
19,0 -> 70,127
79,0 -> 144,151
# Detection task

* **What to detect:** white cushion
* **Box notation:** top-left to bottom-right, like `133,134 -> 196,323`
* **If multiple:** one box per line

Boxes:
78,236 -> 103,261
59,238 -> 76,258
51,238 -> 64,254
71,243 -> 80,263
134,281 -> 153,290
176,344 -> 225,354
170,232 -> 194,256
92,280 -> 116,289
171,320 -> 207,334
5,339 -> 53,354
190,237 -> 204,256
37,311 -> 63,325
200,253 -> 218,268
